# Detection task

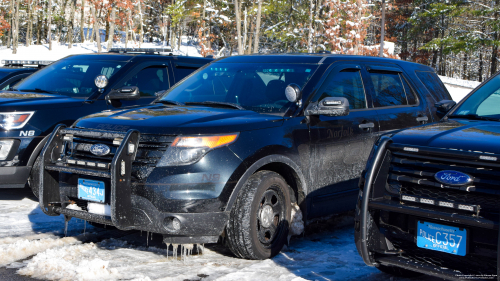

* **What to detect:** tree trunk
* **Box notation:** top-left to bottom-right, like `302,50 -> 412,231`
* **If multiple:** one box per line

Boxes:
69,0 -> 76,48
6,0 -> 14,48
248,20 -> 254,55
80,0 -> 85,42
37,16 -> 41,45
47,0 -> 53,50
307,0 -> 314,52
108,7 -> 115,50
12,0 -> 20,54
243,7 -> 248,53
138,0 -> 144,47
92,6 -> 101,52
26,0 -> 32,46
253,0 -> 262,53
479,51 -> 483,82
234,0 -> 242,54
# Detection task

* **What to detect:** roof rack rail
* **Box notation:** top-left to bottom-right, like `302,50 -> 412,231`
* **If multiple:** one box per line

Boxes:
1,60 -> 53,68
108,47 -> 173,55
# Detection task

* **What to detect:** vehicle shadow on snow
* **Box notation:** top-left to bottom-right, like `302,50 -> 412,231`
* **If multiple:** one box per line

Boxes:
271,213 -> 445,281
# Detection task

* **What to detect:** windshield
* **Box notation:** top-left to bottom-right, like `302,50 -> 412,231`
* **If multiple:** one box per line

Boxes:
13,59 -> 124,97
452,74 -> 500,120
159,63 -> 318,115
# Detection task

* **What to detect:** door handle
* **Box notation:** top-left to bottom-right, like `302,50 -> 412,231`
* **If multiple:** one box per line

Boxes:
359,122 -> 375,129
416,116 -> 428,122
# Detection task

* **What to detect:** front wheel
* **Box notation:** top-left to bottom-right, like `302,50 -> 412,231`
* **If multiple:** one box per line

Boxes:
226,170 -> 291,260
27,156 -> 42,199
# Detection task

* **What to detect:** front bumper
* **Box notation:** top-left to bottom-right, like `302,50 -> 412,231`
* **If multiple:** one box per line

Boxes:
356,139 -> 500,280
0,165 -> 31,188
39,125 -> 229,244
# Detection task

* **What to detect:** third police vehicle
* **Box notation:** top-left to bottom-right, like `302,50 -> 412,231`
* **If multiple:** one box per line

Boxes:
0,48 -> 211,192
37,54 -> 453,259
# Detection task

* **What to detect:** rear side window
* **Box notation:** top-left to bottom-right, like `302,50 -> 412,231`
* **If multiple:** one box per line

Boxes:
174,65 -> 202,82
369,72 -> 412,107
415,71 -> 450,101
316,69 -> 367,110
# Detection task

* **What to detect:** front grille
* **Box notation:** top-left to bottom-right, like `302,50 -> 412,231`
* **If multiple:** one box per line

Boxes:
387,147 -> 500,218
57,128 -> 175,183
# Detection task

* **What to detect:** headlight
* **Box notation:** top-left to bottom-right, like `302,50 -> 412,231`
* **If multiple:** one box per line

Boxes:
0,112 -> 34,130
158,133 -> 239,166
0,140 -> 14,160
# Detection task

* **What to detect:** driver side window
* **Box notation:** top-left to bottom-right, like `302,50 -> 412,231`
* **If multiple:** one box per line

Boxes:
122,66 -> 169,97
316,69 -> 367,110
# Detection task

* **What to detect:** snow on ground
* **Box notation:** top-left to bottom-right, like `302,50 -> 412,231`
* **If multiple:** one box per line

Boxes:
439,75 -> 481,102
0,188 -> 439,281
0,37 -> 202,66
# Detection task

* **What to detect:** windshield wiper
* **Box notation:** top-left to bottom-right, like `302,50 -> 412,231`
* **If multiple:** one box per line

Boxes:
449,114 -> 500,121
185,101 -> 245,110
155,100 -> 185,106
19,88 -> 53,94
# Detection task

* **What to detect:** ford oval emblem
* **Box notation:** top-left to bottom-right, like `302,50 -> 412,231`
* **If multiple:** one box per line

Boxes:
434,170 -> 473,186
90,144 -> 111,156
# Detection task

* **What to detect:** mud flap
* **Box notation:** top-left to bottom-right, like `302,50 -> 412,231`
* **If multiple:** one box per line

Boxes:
39,124 -> 66,216
110,129 -> 140,229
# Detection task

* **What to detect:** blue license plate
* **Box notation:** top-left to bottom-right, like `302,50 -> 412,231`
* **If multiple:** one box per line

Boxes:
78,179 -> 105,203
417,221 -> 467,256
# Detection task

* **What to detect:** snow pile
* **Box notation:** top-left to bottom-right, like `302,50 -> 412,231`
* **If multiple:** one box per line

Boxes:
0,236 -> 81,266
289,203 -> 304,236
18,242 -> 120,281
0,37 -> 202,66
439,75 -> 481,102
439,75 -> 481,89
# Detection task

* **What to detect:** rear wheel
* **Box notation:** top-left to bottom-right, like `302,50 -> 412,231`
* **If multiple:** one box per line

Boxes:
226,170 -> 291,260
27,156 -> 42,199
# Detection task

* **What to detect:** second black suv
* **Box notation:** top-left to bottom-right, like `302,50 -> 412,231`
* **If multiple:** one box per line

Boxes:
0,60 -> 51,90
37,54 -> 452,259
355,72 -> 500,279
0,49 -> 211,191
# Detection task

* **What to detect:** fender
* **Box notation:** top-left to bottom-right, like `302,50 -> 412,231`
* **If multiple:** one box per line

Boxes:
225,154 -> 308,211
27,135 -> 50,167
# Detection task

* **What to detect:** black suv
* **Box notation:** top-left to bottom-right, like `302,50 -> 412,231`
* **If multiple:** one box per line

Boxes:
37,54 -> 452,260
0,60 -> 51,90
0,49 -> 211,190
355,72 -> 500,278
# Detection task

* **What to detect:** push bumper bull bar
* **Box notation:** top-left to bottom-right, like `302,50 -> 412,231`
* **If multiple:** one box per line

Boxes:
358,137 -> 500,281
38,125 -> 227,243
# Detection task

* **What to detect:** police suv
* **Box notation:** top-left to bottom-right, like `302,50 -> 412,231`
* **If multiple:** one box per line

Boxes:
0,49 -> 211,191
37,54 -> 452,259
0,60 -> 51,91
355,72 -> 500,278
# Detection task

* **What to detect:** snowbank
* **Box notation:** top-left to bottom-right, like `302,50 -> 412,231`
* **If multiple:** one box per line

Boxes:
0,38 -> 201,66
439,75 -> 481,102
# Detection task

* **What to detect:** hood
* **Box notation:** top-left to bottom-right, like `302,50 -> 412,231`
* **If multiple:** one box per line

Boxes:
74,104 -> 284,135
391,119 -> 500,155
0,91 -> 84,111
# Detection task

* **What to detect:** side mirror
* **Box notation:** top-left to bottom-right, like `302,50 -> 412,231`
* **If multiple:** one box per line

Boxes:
435,100 -> 456,117
106,86 -> 140,101
305,97 -> 350,117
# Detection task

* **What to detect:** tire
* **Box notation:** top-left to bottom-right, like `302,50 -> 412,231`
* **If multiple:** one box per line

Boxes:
376,264 -> 422,278
28,155 -> 41,199
226,170 -> 291,260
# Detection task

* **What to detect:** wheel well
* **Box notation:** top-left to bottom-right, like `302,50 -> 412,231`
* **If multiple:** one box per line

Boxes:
256,162 -> 305,205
